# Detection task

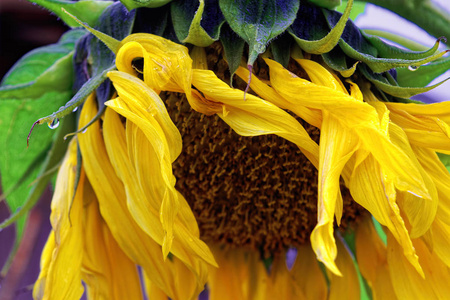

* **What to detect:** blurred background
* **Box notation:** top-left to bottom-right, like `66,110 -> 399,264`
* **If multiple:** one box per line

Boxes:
0,0 -> 449,299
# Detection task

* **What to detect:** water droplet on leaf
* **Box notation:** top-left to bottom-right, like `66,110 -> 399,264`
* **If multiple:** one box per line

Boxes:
408,65 -> 419,71
48,119 -> 60,129
72,106 -> 78,112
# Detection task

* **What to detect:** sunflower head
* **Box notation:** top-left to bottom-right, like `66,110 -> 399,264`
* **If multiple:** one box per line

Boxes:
1,1 -> 450,300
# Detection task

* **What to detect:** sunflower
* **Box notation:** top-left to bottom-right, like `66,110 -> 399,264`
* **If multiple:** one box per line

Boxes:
1,1 -> 450,300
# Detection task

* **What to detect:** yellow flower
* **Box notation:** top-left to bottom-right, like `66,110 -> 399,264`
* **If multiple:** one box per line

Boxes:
35,33 -> 450,299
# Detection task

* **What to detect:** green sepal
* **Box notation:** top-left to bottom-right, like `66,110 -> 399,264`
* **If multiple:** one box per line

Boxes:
308,0 -> 341,9
219,0 -> 300,67
28,64 -> 116,144
321,46 -> 358,77
120,0 -> 171,10
288,0 -> 353,54
220,23 -> 246,86
324,10 -> 450,73
28,0 -> 113,28
359,65 -> 450,98
396,56 -> 450,88
364,34 -> 445,60
270,32 -> 293,68
172,0 -> 225,47
134,5 -> 170,36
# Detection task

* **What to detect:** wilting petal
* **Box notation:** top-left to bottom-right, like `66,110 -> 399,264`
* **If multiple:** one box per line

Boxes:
265,254 -> 305,300
103,107 -> 214,272
208,246 -> 270,300
33,231 -> 56,300
33,139 -> 84,300
387,232 -> 450,299
328,237 -> 360,300
291,245 -> 327,300
356,218 -> 396,300
266,58 -> 430,199
349,152 -> 423,276
191,69 -> 320,168
143,271 -> 169,300
311,111 -> 359,275
235,65 -> 323,128
116,34 -> 192,95
78,94 -> 208,300
413,145 -> 450,225
81,179 -> 143,300
386,101 -> 450,154
387,123 -> 438,238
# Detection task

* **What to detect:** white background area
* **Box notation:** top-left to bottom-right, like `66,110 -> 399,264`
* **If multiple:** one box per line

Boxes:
354,0 -> 450,103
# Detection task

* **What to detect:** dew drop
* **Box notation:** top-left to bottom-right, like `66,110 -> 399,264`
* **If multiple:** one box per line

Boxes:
48,119 -> 60,129
81,128 -> 88,134
408,65 -> 419,71
72,106 -> 78,112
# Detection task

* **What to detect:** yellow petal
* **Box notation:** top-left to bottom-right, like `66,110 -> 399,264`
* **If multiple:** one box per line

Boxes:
295,59 -> 347,93
143,271 -> 169,300
349,152 -> 423,276
291,245 -> 327,300
81,179 -> 143,300
311,111 -> 359,275
328,237 -> 360,300
235,65 -> 323,128
33,231 -> 55,300
387,232 -> 450,299
266,58 -> 430,199
355,218 -> 397,300
191,68 -> 320,168
78,94 -> 208,300
103,98 -> 216,269
386,101 -> 450,153
265,254 -> 305,300
413,145 -> 450,226
34,139 -> 84,300
387,123 -> 438,238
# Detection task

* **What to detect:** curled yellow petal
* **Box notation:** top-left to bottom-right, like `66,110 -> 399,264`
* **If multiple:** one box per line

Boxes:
311,111 -> 359,275
78,94 -> 209,300
82,180 -> 143,300
34,139 -> 84,300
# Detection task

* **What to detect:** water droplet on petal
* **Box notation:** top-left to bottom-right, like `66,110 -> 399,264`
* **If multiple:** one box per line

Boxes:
408,65 -> 419,71
81,128 -> 87,133
48,119 -> 60,129
72,106 -> 78,112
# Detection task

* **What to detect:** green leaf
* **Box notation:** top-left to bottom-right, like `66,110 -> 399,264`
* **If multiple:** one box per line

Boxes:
219,0 -> 299,66
438,153 -> 450,173
336,0 -> 366,21
120,0 -> 172,10
359,64 -> 449,98
28,0 -> 113,27
288,0 -> 353,54
358,0 -> 450,42
0,114 -> 76,230
396,56 -> 450,88
29,0 -> 113,28
172,0 -> 225,47
0,30 -> 81,241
